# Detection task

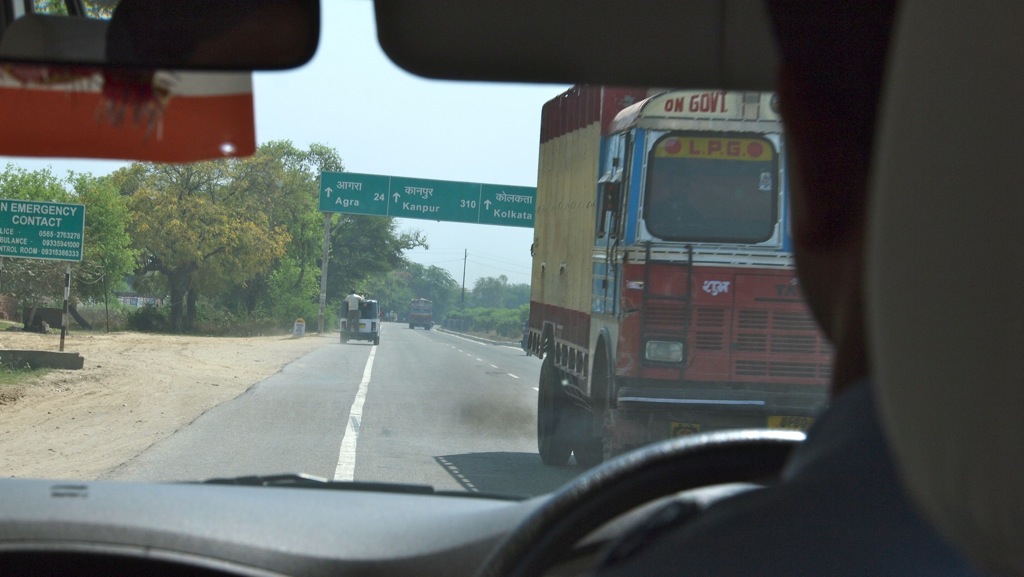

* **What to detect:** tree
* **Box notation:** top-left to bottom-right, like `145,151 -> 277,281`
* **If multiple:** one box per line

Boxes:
207,141 -> 428,326
504,282 -> 532,308
465,275 -> 530,309
359,268 -> 412,320
0,257 -> 67,328
471,275 -> 510,308
118,162 -> 289,332
411,263 -> 460,318
0,165 -> 74,327
326,215 -> 426,305
215,141 -> 325,317
362,262 -> 459,320
33,0 -> 118,17
111,143 -> 435,334
67,173 -> 137,317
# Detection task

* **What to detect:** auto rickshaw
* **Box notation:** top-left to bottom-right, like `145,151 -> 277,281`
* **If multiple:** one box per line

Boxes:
340,299 -> 381,345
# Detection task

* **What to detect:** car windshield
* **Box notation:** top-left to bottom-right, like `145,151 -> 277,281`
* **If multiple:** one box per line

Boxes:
0,2 -> 830,498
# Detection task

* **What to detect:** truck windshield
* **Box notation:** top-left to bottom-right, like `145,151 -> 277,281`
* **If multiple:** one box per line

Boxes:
644,133 -> 778,243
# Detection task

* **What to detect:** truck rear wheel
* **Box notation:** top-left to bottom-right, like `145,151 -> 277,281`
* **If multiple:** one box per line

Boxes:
537,355 -> 573,466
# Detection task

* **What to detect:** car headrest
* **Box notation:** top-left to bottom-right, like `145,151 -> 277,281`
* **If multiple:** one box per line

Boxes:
867,0 -> 1024,574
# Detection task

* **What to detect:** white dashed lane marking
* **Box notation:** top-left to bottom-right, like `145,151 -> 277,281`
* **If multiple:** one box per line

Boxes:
334,346 -> 376,481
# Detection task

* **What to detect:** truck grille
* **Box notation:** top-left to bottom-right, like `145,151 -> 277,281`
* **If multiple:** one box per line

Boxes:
738,309 -> 818,332
736,309 -> 826,354
736,333 -> 768,352
644,302 -> 830,361
695,331 -> 725,351
646,302 -> 728,351
737,333 -> 820,354
644,300 -> 687,328
735,360 -> 832,380
694,307 -> 725,350
772,334 -> 819,353
696,307 -> 725,327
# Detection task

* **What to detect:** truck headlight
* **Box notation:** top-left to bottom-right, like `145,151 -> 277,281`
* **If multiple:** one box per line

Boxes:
645,340 -> 684,363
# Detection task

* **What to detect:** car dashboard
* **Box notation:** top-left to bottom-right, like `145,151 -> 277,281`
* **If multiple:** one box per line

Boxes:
0,474 -> 766,577
0,477 -> 544,577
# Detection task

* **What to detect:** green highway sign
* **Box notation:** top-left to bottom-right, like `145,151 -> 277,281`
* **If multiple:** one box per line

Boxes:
0,199 -> 85,262
319,172 -> 535,228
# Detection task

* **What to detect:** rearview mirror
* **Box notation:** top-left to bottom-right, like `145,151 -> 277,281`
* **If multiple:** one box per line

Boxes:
0,0 -> 319,71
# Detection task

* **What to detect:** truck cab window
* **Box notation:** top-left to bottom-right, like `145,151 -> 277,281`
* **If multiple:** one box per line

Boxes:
644,133 -> 778,243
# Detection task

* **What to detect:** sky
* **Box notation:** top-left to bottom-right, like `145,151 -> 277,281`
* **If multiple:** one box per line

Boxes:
2,1 -> 569,288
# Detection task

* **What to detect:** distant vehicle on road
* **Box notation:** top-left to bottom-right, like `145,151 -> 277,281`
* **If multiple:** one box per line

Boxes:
408,298 -> 433,330
341,299 -> 381,345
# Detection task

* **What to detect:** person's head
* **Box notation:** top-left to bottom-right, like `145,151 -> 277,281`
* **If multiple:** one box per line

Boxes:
766,0 -> 899,394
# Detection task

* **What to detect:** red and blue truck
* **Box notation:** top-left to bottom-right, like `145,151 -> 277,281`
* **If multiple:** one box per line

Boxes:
526,86 -> 832,466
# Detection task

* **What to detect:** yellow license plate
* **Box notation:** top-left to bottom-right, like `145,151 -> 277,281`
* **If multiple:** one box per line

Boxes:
671,422 -> 701,437
768,415 -> 814,430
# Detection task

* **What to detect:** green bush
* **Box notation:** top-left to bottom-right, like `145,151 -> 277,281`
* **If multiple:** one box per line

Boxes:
121,293 -> 335,337
191,299 -> 283,336
72,301 -> 136,332
267,257 -> 321,324
126,304 -> 168,332
193,315 -> 287,336
445,305 -> 527,338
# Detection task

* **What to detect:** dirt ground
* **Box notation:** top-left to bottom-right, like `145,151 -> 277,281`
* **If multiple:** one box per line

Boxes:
0,330 -> 331,479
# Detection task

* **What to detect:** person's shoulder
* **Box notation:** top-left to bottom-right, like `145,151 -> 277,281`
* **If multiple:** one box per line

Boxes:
597,474 -> 983,577
595,382 -> 986,577
597,482 -> 810,576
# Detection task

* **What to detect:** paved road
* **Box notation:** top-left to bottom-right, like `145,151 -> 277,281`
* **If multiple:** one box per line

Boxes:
105,326 -> 581,497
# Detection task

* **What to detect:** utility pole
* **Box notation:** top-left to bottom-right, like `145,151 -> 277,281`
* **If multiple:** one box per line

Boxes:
317,212 -> 331,334
461,249 -> 467,306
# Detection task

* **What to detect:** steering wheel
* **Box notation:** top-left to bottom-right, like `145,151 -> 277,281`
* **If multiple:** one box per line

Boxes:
476,429 -> 804,577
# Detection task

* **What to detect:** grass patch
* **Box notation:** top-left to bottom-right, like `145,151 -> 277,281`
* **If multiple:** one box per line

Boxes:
0,365 -> 48,405
447,327 -> 520,344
